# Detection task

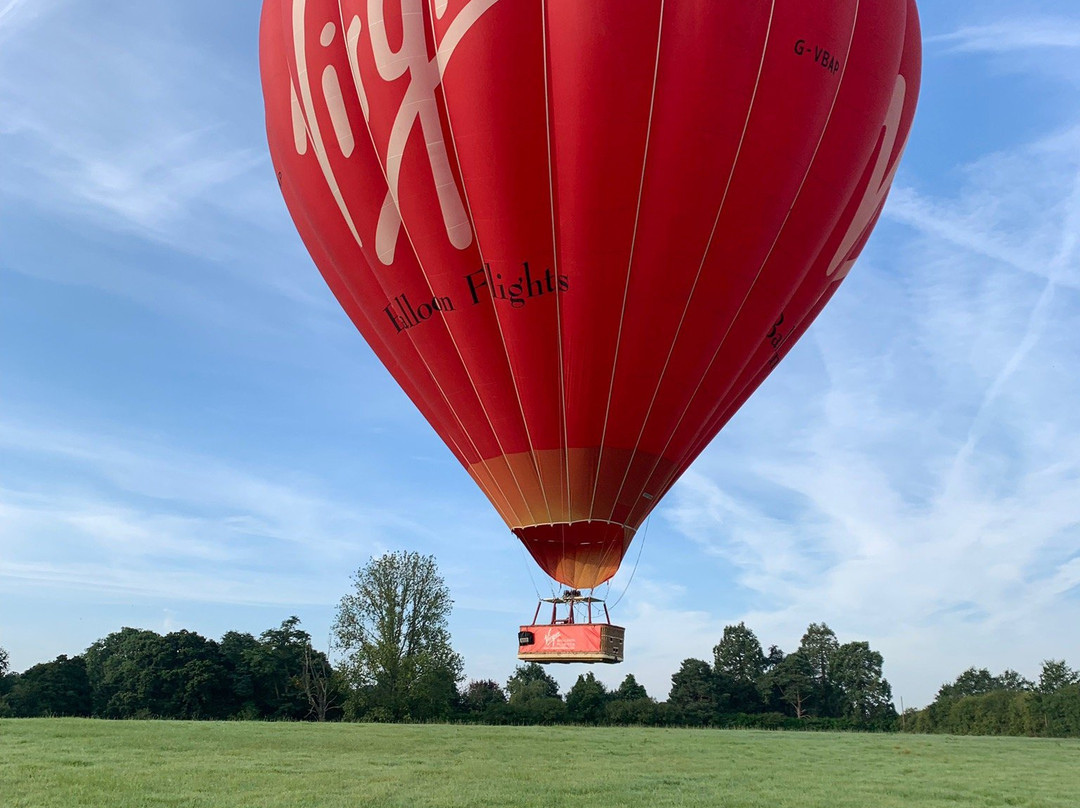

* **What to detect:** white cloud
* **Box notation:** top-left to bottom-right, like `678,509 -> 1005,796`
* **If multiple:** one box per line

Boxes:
0,4 -> 357,365
0,5 -> 265,244
929,19 -> 1080,53
0,418 -> 439,605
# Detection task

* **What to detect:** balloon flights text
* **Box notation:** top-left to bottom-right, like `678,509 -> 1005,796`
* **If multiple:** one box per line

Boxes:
384,261 -> 570,333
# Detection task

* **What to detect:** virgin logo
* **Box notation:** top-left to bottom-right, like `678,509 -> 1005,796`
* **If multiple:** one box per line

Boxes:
290,0 -> 501,265
825,75 -> 910,280
543,629 -> 575,650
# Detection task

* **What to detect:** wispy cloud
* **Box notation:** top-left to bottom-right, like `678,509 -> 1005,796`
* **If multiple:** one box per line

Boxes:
929,18 -> 1080,53
0,1 -> 312,325
0,418 -> 439,605
0,4 -> 268,249
0,0 -> 25,23
0,0 -> 41,38
0,2 -> 345,350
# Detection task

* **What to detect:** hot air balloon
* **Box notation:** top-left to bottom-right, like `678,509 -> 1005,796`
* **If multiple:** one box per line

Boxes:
260,0 -> 921,663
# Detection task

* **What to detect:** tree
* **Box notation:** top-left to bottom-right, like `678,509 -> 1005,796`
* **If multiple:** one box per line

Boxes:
997,669 -> 1034,692
0,647 -> 12,716
1038,660 -> 1079,694
298,641 -> 343,722
831,641 -> 894,722
612,674 -> 649,702
159,630 -> 233,719
713,622 -> 766,713
759,645 -> 788,712
4,655 -> 91,717
566,672 -> 609,724
668,658 -> 717,725
797,623 -> 840,716
936,667 -> 1000,701
219,630 -> 263,718
333,552 -> 463,721
460,679 -> 507,715
503,663 -> 565,724
84,627 -> 172,718
506,663 -> 560,703
713,623 -> 766,682
83,627 -> 233,719
605,674 -> 655,726
763,651 -> 814,718
253,616 -> 318,719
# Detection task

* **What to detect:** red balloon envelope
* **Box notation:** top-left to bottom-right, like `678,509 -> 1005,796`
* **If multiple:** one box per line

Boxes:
260,0 -> 921,589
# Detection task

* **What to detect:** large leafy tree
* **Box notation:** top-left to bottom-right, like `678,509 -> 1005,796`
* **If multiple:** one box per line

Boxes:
831,641 -> 895,722
219,630 -> 264,717
713,622 -> 766,713
333,551 -> 463,721
222,617 -> 340,721
605,674 -> 655,725
160,630 -> 234,719
713,623 -> 766,681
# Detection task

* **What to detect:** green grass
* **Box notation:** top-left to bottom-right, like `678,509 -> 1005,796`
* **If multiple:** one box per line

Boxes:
1,720 -> 1078,807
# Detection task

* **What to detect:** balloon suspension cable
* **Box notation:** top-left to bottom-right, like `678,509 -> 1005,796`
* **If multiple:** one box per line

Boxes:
596,580 -> 612,608
515,541 -> 545,601
609,515 -> 650,610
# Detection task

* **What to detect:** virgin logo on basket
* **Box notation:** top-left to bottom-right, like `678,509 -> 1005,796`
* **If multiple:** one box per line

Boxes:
542,629 -> 577,650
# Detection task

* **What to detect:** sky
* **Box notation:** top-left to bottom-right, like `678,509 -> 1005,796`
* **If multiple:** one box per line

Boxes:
1,0 -> 1079,709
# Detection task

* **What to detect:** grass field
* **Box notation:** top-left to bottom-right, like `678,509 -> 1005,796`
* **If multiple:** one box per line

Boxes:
1,719 -> 1078,807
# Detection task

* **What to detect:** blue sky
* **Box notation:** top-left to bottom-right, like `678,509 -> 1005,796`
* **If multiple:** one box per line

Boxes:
2,0 -> 1078,708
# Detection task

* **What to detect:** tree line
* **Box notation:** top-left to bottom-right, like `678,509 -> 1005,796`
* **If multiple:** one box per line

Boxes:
0,620 -> 895,728
900,662 -> 1080,737
1,552 -> 1077,735
0,617 -> 339,722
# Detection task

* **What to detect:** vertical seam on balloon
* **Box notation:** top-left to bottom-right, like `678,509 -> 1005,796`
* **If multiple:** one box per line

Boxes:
645,0 -> 863,495
541,0 -> 572,548
585,0 -> 666,526
329,0 -> 531,526
425,0 -> 557,527
606,0 -> 777,526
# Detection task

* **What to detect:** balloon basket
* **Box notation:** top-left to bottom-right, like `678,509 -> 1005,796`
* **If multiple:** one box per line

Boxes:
516,590 -> 625,664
